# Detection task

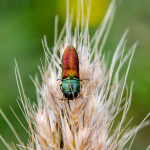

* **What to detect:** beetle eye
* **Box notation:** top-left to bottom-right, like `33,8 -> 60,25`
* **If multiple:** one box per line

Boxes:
73,92 -> 78,98
64,92 -> 69,97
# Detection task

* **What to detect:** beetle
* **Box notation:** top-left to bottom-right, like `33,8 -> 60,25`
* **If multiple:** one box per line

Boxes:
58,46 -> 89,100
58,46 -> 80,99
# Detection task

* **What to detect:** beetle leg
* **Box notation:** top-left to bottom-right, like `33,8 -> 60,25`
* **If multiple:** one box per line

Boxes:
80,78 -> 90,81
59,84 -> 63,92
79,93 -> 83,99
59,64 -> 62,67
59,93 -> 64,101
67,100 -> 71,111
59,97 -> 69,101
74,93 -> 83,99
57,79 -> 62,81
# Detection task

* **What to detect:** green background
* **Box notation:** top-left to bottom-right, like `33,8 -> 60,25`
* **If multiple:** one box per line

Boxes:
0,0 -> 150,149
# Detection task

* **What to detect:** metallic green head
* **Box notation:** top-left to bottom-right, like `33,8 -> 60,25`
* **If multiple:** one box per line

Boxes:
62,78 -> 80,99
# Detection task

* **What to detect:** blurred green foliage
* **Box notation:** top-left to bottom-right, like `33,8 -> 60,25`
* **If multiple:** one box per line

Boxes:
0,0 -> 150,149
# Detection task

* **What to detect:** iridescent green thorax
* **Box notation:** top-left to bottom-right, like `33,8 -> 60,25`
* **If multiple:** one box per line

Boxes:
62,78 -> 80,99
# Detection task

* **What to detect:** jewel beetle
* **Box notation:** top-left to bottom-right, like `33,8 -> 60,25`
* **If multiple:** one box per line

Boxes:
59,46 -> 80,99
58,46 -> 89,100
